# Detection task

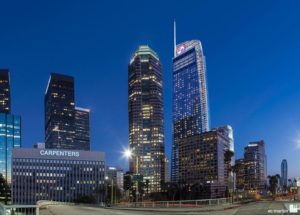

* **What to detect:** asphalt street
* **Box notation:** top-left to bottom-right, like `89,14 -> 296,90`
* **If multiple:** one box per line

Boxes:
39,201 -> 299,215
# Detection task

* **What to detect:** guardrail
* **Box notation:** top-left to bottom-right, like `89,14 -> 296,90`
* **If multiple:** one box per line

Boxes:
0,203 -> 37,215
116,198 -> 231,208
0,201 -> 78,215
0,198 -> 232,214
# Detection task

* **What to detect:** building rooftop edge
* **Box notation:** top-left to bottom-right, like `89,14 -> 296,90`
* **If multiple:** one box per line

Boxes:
45,73 -> 74,95
129,45 -> 159,64
75,107 -> 91,112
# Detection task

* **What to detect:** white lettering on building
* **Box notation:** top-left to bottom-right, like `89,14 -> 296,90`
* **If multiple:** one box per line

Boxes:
40,150 -> 80,157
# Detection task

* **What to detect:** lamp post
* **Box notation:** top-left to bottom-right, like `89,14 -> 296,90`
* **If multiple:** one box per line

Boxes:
105,176 -> 114,205
111,179 -> 114,205
122,148 -> 137,202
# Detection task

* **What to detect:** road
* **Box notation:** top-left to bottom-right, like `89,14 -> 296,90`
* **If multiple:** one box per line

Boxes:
39,201 -> 299,215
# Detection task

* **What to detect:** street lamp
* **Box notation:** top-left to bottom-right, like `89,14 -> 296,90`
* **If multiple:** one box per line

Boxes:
123,148 -> 132,159
105,176 -> 114,205
122,148 -> 141,203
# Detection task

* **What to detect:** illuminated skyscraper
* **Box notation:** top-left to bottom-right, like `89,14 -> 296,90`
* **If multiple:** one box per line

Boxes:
0,114 -> 21,184
235,159 -> 245,190
128,45 -> 166,192
0,70 -> 21,188
177,129 -> 228,198
281,159 -> 288,189
45,73 -> 75,149
216,125 -> 235,191
244,141 -> 267,191
0,70 -> 10,113
75,107 -> 90,150
171,23 -> 210,182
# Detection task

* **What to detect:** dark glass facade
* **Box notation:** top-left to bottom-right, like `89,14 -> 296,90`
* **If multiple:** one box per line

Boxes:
216,126 -> 235,189
171,40 -> 210,182
75,107 -> 90,150
177,129 -> 229,198
235,159 -> 245,190
0,69 -> 11,114
244,141 -> 267,191
45,73 -> 76,149
0,113 -> 21,184
128,45 -> 166,192
281,159 -> 288,188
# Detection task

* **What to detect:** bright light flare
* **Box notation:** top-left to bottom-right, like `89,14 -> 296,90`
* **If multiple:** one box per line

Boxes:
122,148 -> 133,159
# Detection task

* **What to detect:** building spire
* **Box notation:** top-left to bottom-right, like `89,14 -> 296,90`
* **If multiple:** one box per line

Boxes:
174,20 -> 176,57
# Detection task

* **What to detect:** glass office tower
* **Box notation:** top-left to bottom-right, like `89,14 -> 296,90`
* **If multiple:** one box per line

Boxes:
0,114 -> 21,184
177,129 -> 228,198
281,159 -> 288,189
0,70 -> 11,114
45,73 -> 76,149
171,40 -> 210,182
235,159 -> 245,190
75,107 -> 90,150
244,141 -> 267,191
0,70 -> 21,188
128,45 -> 166,192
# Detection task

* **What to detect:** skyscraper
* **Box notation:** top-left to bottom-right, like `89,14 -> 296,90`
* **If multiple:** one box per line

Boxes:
128,45 -> 166,192
217,126 -> 235,191
0,70 -> 10,113
0,70 -> 21,188
45,73 -> 75,149
235,159 -> 245,190
176,129 -> 229,198
171,31 -> 210,182
106,166 -> 124,191
244,141 -> 267,191
281,159 -> 288,189
75,107 -> 90,150
0,114 -> 21,184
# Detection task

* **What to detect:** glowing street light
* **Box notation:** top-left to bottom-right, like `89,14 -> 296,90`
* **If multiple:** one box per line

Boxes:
123,148 -> 133,159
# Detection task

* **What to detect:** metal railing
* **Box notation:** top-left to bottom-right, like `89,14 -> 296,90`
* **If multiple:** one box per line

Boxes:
0,203 -> 37,215
0,201 -> 77,215
116,198 -> 231,208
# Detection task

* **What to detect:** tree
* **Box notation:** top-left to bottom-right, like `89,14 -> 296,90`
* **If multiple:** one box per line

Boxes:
145,179 -> 149,198
0,174 -> 10,204
75,195 -> 97,204
190,183 -> 205,200
268,174 -> 280,198
106,183 -> 122,204
224,150 -> 234,163
137,181 -> 145,201
94,185 -> 106,204
164,182 -> 178,201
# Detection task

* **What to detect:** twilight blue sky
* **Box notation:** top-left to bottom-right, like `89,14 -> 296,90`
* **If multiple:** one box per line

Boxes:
0,0 -> 300,178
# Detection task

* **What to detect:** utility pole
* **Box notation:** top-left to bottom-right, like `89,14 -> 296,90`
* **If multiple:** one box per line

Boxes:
136,157 -> 139,203
111,179 -> 113,205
